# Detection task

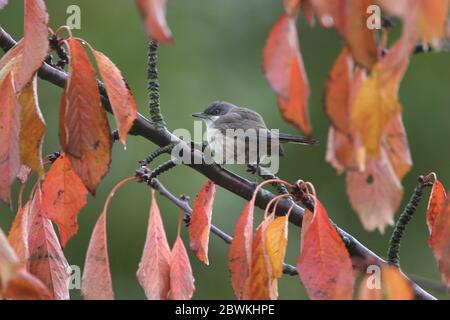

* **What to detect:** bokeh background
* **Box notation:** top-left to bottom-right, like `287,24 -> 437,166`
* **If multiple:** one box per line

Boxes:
0,0 -> 449,300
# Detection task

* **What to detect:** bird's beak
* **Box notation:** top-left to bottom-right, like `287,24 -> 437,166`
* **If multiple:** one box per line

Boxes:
192,112 -> 207,119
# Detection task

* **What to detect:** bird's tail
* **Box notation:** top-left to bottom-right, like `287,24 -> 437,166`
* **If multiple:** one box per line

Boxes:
277,133 -> 317,145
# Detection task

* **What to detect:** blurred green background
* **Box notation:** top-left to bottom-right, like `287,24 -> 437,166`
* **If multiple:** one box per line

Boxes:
0,0 -> 449,300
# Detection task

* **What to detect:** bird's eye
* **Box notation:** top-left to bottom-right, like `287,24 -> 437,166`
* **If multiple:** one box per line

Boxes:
213,110 -> 220,115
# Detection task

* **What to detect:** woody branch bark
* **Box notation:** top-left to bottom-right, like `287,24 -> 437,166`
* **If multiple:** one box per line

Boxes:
0,27 -> 435,300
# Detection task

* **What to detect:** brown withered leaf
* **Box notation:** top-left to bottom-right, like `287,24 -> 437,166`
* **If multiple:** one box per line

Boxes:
62,38 -> 111,195
189,180 -> 216,265
346,149 -> 403,233
137,191 -> 171,300
40,155 -> 88,247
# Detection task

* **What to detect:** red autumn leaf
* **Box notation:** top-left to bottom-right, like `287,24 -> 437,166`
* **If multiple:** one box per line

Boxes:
62,38 -> 111,195
325,48 -> 354,134
40,155 -> 88,247
0,73 -> 21,204
27,187 -> 70,300
229,199 -> 254,299
297,197 -> 354,300
346,149 -> 403,233
426,179 -> 447,238
91,49 -> 138,146
242,218 -> 274,300
137,190 -> 171,300
169,213 -> 195,300
309,0 -> 378,69
358,275 -> 382,300
16,0 -> 49,92
81,177 -> 134,300
381,265 -> 414,300
135,0 -> 173,44
81,211 -> 113,300
263,14 -> 311,135
4,268 -> 51,300
425,178 -> 450,284
189,179 -> 216,265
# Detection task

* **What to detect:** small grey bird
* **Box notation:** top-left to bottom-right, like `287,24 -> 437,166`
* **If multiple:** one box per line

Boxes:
192,101 -> 315,167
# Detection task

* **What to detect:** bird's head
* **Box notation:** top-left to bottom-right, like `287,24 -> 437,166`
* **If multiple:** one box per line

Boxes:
192,101 -> 235,124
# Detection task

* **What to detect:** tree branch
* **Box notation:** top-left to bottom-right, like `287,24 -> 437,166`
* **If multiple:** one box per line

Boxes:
0,27 -> 435,300
145,176 -> 298,276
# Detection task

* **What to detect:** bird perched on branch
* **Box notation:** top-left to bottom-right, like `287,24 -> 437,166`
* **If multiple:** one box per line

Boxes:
193,101 -> 316,173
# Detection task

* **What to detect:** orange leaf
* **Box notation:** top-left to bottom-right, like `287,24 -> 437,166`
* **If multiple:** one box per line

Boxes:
0,73 -> 21,204
297,197 -> 354,300
169,214 -> 195,300
189,179 -> 216,265
325,48 -> 354,134
18,77 -> 46,177
425,178 -> 450,284
8,202 -> 30,265
351,39 -> 409,157
27,187 -> 70,300
283,0 -> 301,16
137,190 -> 171,300
426,179 -> 447,238
16,0 -> 49,92
40,155 -> 88,247
358,275 -> 382,300
309,0 -> 377,69
346,149 -> 403,233
4,268 -> 51,300
229,200 -> 254,299
381,265 -> 414,300
242,218 -> 273,300
92,49 -> 138,146
326,127 -> 365,174
81,177 -> 134,300
383,115 -> 412,180
62,38 -> 111,194
264,14 -> 311,135
136,0 -> 173,44
81,211 -> 113,300
265,215 -> 289,280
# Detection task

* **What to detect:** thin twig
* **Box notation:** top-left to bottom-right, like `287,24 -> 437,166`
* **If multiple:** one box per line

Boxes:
146,177 -> 298,276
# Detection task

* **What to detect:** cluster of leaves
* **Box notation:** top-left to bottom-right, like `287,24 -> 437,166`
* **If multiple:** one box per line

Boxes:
260,0 -> 449,233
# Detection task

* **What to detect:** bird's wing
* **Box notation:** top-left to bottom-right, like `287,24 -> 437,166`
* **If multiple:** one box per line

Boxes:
213,108 -> 269,133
